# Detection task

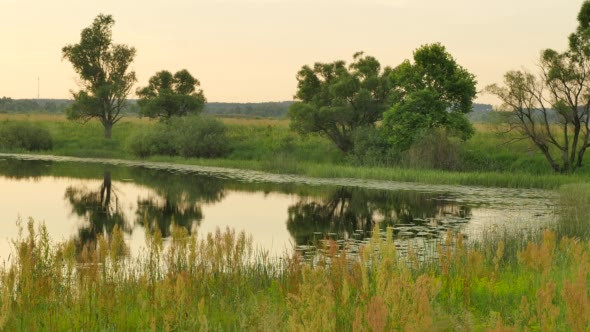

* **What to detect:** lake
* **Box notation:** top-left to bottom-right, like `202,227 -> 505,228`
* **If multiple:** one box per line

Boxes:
0,153 -> 556,261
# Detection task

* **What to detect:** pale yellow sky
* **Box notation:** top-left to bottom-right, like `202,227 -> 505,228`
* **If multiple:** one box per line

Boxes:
0,0 -> 583,105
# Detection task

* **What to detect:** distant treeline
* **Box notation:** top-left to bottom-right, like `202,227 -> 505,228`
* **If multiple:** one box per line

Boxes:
2,97 -> 503,122
203,101 -> 292,118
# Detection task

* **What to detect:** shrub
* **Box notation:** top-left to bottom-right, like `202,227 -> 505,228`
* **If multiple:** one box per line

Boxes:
348,126 -> 399,166
401,129 -> 463,171
127,116 -> 230,158
0,121 -> 53,151
126,126 -> 176,158
170,116 -> 229,158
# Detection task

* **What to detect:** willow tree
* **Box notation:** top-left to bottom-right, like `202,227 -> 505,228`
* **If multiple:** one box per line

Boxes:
288,52 -> 393,153
487,2 -> 590,173
62,14 -> 136,139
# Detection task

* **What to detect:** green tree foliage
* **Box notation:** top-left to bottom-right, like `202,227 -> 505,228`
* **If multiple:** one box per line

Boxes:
62,14 -> 136,139
288,52 -> 393,153
383,43 -> 477,150
487,1 -> 590,173
136,69 -> 206,120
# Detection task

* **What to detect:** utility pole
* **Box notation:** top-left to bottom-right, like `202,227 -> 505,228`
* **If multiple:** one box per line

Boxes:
37,77 -> 40,99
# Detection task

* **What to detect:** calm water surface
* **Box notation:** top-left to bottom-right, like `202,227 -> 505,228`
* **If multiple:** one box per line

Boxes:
0,154 -> 557,260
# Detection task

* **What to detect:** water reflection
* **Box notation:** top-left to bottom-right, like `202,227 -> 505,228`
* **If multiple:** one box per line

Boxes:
65,171 -> 129,251
136,197 -> 202,237
0,157 -> 556,259
287,188 -> 472,246
132,168 -> 226,237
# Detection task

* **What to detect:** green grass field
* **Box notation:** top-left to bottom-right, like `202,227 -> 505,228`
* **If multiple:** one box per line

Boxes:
0,113 -> 588,189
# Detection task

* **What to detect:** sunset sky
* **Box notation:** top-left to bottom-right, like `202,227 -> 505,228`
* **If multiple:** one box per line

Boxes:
0,0 -> 584,105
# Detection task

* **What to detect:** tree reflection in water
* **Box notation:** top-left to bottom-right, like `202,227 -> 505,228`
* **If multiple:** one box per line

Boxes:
287,187 -> 471,246
133,169 -> 225,237
64,171 -> 129,251
136,198 -> 203,237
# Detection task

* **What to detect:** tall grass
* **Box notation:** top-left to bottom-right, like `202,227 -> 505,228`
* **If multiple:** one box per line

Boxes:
0,115 -> 589,188
1,218 -> 590,330
0,121 -> 52,151
556,184 -> 590,238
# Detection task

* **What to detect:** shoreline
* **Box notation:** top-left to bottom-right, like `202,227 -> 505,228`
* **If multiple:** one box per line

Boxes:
0,151 -> 583,190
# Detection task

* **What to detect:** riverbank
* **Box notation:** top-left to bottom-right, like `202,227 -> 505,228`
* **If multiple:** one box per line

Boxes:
1,114 -> 588,189
2,219 -> 589,330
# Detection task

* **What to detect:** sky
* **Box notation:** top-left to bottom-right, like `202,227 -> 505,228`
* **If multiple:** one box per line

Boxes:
0,0 -> 585,105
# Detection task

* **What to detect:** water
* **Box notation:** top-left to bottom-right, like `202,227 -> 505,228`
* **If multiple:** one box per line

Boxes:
0,154 -> 557,260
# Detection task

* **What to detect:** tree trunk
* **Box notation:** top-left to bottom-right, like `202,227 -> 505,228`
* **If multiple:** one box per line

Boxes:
536,143 -> 562,173
104,123 -> 113,139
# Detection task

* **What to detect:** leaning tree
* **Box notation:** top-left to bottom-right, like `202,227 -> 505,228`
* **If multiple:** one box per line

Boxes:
288,52 -> 393,153
487,2 -> 590,173
62,14 -> 136,139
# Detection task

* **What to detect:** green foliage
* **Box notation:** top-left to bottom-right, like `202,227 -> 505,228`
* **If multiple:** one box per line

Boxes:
137,70 -> 206,120
288,52 -> 392,152
62,14 -> 136,138
402,129 -> 463,170
348,126 -> 398,166
3,219 -> 590,330
2,115 -> 590,188
0,121 -> 52,151
126,126 -> 176,158
204,101 -> 292,118
383,43 -> 477,150
127,116 -> 230,158
557,184 -> 590,238
488,2 -> 590,173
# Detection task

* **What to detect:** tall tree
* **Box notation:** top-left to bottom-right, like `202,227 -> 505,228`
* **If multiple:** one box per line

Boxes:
382,43 -> 477,150
487,2 -> 590,173
288,52 -> 393,153
136,69 -> 206,120
62,14 -> 136,139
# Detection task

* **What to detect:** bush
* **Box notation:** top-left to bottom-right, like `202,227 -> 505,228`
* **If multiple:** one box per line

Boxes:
401,129 -> 463,171
0,121 -> 53,151
126,126 -> 176,158
348,126 -> 399,166
170,116 -> 229,158
127,116 -> 230,158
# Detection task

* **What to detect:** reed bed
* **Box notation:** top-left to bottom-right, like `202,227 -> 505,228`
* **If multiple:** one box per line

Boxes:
1,217 -> 589,331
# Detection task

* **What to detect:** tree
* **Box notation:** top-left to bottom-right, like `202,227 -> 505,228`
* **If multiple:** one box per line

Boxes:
487,2 -> 590,173
288,52 -> 393,153
136,69 -> 206,120
382,43 -> 477,150
62,14 -> 136,139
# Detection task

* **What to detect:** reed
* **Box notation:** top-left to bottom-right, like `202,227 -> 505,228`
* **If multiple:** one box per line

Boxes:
0,218 -> 589,330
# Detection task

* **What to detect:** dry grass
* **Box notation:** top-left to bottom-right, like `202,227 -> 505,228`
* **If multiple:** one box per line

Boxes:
0,218 -> 589,330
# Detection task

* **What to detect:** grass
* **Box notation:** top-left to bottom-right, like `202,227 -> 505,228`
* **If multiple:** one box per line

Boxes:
2,214 -> 590,330
0,114 -> 589,189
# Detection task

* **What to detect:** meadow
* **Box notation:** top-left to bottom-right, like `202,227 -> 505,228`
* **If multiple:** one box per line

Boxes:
0,183 -> 589,330
0,113 -> 588,189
